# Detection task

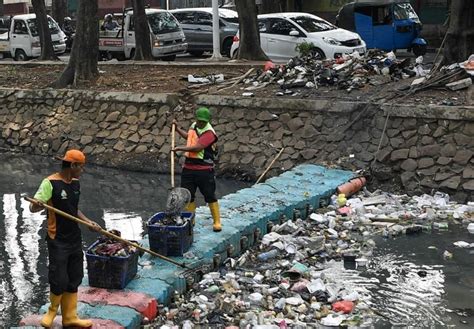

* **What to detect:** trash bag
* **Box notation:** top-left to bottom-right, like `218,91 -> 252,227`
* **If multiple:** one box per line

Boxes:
165,187 -> 191,217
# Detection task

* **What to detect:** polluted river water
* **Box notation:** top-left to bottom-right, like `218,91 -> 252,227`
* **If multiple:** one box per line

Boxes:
0,153 -> 249,327
1,154 -> 473,328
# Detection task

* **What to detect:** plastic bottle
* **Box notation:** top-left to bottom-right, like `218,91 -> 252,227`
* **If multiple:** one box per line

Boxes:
257,249 -> 278,261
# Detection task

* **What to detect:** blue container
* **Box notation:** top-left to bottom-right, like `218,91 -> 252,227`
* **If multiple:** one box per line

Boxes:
85,240 -> 139,289
147,212 -> 194,257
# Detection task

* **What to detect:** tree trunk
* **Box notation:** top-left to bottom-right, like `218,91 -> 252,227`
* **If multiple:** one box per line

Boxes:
444,0 -> 474,64
0,1 -> 4,17
32,0 -> 57,60
53,0 -> 98,88
52,0 -> 68,28
235,0 -> 268,60
132,0 -> 153,60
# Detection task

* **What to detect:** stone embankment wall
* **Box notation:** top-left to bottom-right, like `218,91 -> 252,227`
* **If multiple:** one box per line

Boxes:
1,88 -> 473,201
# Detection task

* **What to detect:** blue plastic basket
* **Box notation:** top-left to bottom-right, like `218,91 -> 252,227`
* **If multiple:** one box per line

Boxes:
147,212 -> 194,257
85,240 -> 139,290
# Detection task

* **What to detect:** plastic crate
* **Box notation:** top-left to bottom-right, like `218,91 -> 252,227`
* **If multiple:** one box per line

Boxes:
147,212 -> 194,257
85,240 -> 139,290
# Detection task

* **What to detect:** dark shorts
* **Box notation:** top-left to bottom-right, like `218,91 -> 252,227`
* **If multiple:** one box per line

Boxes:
46,237 -> 84,295
181,168 -> 217,203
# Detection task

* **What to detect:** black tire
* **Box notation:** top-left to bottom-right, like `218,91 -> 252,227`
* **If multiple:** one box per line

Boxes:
412,44 -> 427,57
162,54 -> 176,61
116,53 -> 126,61
189,50 -> 204,57
231,48 -> 238,59
310,47 -> 325,60
14,49 -> 28,61
129,49 -> 135,60
221,38 -> 233,57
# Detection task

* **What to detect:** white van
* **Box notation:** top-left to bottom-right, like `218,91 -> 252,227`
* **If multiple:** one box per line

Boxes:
99,9 -> 187,61
0,14 -> 66,61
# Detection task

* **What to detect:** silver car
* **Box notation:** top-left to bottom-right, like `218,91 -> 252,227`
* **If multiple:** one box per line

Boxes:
171,7 -> 238,57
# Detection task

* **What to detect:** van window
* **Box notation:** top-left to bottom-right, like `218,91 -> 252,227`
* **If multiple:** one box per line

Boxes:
148,12 -> 180,34
173,12 -> 195,24
258,19 -> 268,33
27,17 -> 60,36
394,3 -> 418,20
13,20 -> 28,34
372,5 -> 392,25
196,12 -> 212,26
267,18 -> 299,36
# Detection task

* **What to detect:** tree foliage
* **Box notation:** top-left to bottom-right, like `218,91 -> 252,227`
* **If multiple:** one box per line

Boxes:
53,0 -> 98,88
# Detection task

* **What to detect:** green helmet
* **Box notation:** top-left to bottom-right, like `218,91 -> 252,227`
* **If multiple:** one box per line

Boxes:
195,107 -> 211,123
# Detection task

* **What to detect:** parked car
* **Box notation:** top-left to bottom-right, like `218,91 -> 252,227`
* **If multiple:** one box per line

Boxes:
0,14 -> 66,61
170,7 -> 238,57
336,0 -> 427,56
230,12 -> 366,62
98,8 -> 187,61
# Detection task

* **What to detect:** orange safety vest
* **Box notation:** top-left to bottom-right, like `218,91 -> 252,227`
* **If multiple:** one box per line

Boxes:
184,122 -> 218,166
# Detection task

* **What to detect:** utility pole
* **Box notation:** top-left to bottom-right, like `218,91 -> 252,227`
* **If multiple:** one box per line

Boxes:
210,0 -> 222,60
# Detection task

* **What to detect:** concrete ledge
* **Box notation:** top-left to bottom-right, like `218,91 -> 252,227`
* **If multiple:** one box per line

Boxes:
18,315 -> 124,328
196,94 -> 366,112
78,287 -> 158,320
19,165 -> 353,328
382,103 -> 474,120
0,88 -> 179,106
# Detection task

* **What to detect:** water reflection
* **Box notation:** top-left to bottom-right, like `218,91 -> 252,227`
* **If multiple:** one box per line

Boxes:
323,226 -> 473,328
0,153 -> 249,327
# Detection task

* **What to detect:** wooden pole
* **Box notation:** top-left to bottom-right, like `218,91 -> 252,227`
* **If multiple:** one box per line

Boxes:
255,147 -> 285,184
25,197 -> 188,268
171,123 -> 176,188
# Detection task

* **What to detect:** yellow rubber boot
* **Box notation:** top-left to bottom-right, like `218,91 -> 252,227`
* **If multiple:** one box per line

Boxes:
61,292 -> 92,328
40,292 -> 62,327
185,202 -> 196,225
209,201 -> 222,232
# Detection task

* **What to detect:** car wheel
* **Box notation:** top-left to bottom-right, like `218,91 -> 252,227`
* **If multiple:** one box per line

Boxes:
162,54 -> 176,61
412,44 -> 427,57
231,48 -> 238,59
14,49 -> 28,61
129,49 -> 135,60
221,38 -> 233,57
310,48 -> 325,60
189,51 -> 204,57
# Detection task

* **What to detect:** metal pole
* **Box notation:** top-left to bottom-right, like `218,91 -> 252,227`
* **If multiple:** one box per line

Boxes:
210,0 -> 222,60
166,0 -> 170,10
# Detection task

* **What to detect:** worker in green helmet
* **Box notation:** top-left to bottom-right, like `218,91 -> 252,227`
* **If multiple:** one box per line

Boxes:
172,107 -> 221,232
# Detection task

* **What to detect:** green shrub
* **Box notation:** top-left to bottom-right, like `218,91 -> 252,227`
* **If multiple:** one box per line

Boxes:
295,42 -> 316,57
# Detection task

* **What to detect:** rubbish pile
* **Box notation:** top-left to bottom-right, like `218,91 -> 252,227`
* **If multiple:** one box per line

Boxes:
150,188 -> 473,328
88,230 -> 138,257
240,50 -> 430,96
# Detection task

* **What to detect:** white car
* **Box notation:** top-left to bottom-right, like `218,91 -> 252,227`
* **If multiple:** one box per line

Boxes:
230,12 -> 366,62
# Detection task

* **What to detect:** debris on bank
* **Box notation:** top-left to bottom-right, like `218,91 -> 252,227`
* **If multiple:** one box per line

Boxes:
149,189 -> 473,328
182,51 -> 474,101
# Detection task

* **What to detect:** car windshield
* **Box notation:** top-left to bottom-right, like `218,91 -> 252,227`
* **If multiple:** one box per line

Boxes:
148,12 -> 180,34
290,16 -> 335,32
27,17 -> 60,37
394,3 -> 419,20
